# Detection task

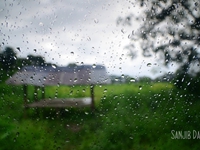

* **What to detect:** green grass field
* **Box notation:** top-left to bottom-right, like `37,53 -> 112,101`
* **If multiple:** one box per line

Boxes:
0,82 -> 200,150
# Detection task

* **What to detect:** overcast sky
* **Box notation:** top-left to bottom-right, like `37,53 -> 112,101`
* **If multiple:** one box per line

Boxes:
0,0 -> 178,79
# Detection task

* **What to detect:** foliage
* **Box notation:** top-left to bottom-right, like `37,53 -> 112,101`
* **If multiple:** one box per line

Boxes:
0,82 -> 200,149
0,46 -> 17,71
118,0 -> 200,95
27,55 -> 45,66
81,83 -> 200,150
174,71 -> 200,97
119,0 -> 200,73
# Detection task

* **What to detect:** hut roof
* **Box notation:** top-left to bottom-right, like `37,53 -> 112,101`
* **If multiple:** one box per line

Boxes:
6,64 -> 111,86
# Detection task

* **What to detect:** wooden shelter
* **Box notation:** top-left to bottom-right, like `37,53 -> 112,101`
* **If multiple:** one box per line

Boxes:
6,64 -> 111,111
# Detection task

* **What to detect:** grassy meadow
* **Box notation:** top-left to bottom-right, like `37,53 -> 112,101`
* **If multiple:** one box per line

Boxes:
0,81 -> 200,149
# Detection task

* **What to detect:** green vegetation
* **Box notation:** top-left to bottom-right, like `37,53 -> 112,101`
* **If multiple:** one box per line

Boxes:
0,81 -> 200,150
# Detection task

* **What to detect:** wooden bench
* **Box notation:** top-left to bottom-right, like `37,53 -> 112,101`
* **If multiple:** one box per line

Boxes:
27,97 -> 92,108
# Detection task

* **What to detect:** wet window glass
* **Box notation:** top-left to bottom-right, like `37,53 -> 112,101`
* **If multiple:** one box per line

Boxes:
0,0 -> 200,149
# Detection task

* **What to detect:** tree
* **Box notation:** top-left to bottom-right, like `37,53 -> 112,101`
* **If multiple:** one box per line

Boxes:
118,1 -> 200,94
0,47 -> 17,71
118,0 -> 200,75
27,55 -> 45,66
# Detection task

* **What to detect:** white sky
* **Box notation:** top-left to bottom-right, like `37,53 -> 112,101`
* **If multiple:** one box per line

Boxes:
0,0 -> 178,79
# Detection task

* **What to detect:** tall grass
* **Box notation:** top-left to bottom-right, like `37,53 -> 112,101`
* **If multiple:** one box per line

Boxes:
0,82 -> 200,150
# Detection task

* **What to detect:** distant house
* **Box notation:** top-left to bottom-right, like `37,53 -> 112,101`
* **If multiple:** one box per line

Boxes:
6,64 -> 111,86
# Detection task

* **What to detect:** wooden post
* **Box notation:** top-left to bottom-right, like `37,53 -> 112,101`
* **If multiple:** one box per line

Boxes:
90,84 -> 95,111
41,86 -> 45,99
34,86 -> 38,102
34,86 -> 39,115
23,84 -> 28,117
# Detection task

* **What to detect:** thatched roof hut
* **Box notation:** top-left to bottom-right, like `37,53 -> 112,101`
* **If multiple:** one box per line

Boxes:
6,64 -> 111,86
6,64 -> 110,110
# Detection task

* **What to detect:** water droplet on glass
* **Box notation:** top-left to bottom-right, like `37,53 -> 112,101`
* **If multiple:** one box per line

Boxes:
16,47 -> 21,52
70,52 -> 74,55
87,37 -> 91,41
94,19 -> 99,23
92,64 -> 96,68
147,63 -> 152,67
85,112 -> 89,115
130,78 -> 136,82
74,78 -> 77,82
139,86 -> 142,90
52,64 -> 56,69
121,29 -> 125,33
115,78 -> 119,81
16,132 -> 20,137
39,22 -> 43,26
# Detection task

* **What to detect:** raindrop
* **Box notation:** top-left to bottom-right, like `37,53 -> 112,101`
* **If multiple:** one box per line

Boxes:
92,64 -> 96,68
104,89 -> 107,93
57,147 -> 61,150
16,132 -> 20,137
130,78 -> 136,82
87,37 -> 91,41
115,78 -> 119,81
34,49 -> 37,52
85,112 -> 89,115
52,64 -> 56,69
94,19 -> 99,23
147,63 -> 152,67
74,78 -> 77,82
82,89 -> 85,92
16,47 -> 21,52
70,52 -> 74,55
121,74 -> 124,78
39,22 -> 43,26
139,86 -> 142,90
121,29 -> 125,33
